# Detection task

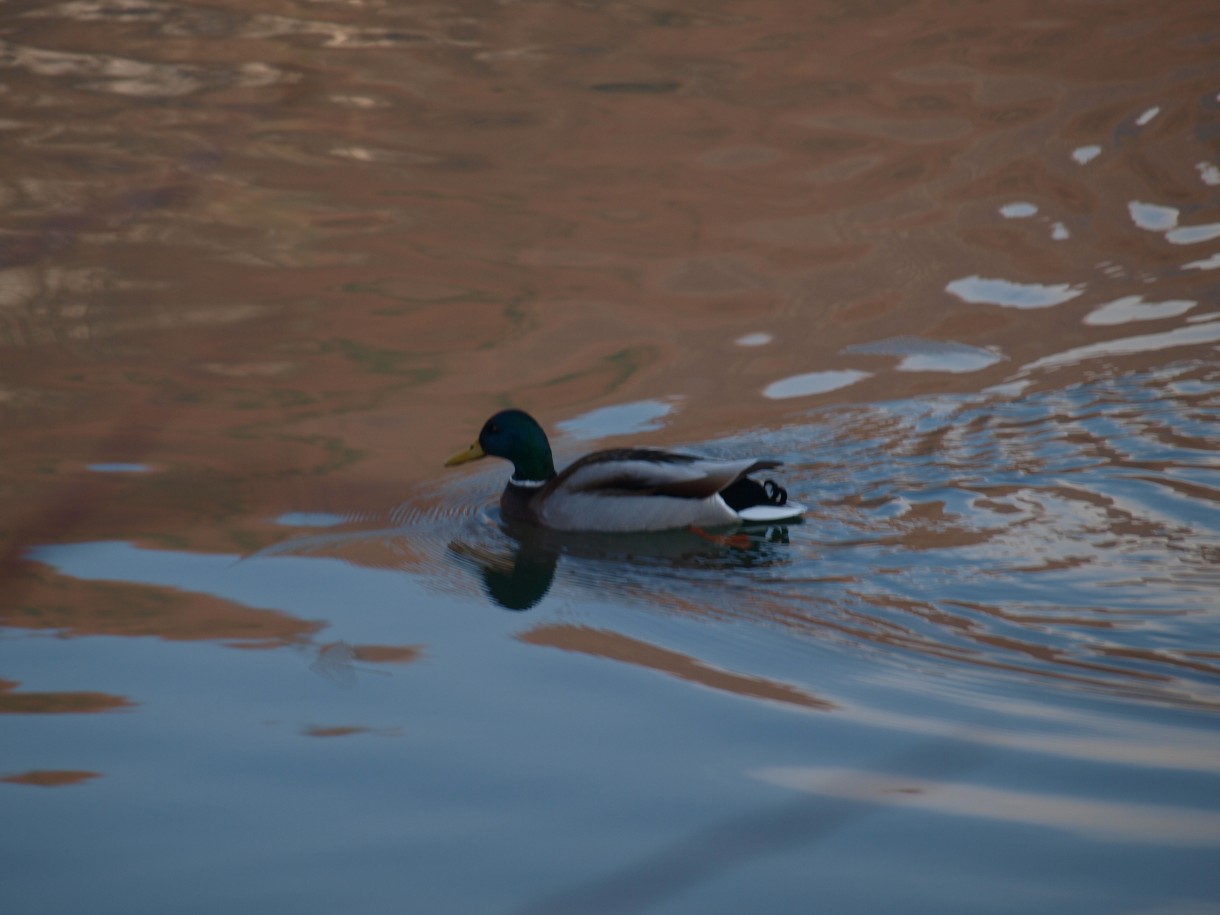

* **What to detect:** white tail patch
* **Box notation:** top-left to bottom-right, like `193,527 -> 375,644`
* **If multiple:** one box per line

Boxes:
737,501 -> 806,523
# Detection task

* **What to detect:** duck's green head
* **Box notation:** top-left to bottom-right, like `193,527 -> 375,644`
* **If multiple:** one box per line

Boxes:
444,409 -> 556,482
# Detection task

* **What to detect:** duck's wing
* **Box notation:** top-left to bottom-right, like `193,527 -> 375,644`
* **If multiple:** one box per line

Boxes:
551,448 -> 780,500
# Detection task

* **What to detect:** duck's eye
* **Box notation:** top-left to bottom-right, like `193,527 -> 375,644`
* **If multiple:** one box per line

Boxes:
488,424 -> 499,434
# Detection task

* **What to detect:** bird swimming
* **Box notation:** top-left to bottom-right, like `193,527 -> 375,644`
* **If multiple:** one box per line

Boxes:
444,409 -> 804,533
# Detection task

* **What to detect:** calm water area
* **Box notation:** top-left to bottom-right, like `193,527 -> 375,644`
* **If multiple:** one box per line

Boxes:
3,1 -> 1220,912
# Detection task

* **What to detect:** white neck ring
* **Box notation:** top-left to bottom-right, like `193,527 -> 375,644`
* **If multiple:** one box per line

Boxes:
509,477 -> 546,489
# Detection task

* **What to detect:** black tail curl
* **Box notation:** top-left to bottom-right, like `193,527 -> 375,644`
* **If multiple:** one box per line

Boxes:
720,476 -> 788,512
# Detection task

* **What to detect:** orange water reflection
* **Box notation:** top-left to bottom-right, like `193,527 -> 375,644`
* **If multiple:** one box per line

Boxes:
4,0 -> 1218,538
0,0 -> 1216,723
1,770 -> 102,788
0,677 -> 131,715
519,623 -> 835,712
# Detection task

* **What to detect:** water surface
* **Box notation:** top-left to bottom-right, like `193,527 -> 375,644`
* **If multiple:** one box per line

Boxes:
2,1 -> 1220,913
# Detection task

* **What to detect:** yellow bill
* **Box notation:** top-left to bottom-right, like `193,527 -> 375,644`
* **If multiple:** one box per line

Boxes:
444,441 -> 486,467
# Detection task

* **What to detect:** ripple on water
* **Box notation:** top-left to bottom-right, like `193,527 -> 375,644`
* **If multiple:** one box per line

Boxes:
1129,201 -> 1179,232
1022,320 -> 1220,373
999,202 -> 1038,219
842,337 -> 1005,373
1084,295 -> 1196,325
945,275 -> 1085,309
86,463 -> 154,474
1072,145 -> 1102,165
263,363 -> 1220,711
556,398 -> 679,441
762,369 -> 872,399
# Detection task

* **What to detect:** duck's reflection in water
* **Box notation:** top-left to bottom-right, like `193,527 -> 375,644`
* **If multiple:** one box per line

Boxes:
448,519 -> 796,612
257,504 -> 796,613
449,531 -> 560,611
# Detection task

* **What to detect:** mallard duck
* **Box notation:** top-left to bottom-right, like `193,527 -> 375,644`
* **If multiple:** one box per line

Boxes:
444,409 -> 805,532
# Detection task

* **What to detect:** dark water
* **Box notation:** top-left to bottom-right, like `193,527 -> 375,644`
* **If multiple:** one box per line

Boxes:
3,0 -> 1220,912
